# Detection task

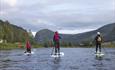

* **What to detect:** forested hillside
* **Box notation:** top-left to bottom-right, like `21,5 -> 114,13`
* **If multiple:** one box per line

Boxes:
0,20 -> 27,43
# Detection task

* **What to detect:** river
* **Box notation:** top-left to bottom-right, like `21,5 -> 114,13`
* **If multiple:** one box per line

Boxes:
0,48 -> 115,70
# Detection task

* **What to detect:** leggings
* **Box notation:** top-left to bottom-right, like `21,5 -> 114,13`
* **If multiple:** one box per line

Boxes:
54,41 -> 60,53
96,43 -> 101,52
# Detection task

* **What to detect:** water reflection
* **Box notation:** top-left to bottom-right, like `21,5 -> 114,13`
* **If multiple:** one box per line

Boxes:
53,57 -> 61,64
95,56 -> 104,60
51,57 -> 61,70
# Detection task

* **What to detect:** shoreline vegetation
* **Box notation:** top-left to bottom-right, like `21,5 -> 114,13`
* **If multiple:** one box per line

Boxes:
0,43 -> 42,50
0,42 -> 115,50
0,20 -> 115,50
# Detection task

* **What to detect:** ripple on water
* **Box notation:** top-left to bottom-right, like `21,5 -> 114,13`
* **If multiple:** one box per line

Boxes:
0,48 -> 115,70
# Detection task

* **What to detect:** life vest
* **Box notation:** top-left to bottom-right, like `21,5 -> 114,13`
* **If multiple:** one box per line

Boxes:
54,32 -> 59,41
26,41 -> 31,49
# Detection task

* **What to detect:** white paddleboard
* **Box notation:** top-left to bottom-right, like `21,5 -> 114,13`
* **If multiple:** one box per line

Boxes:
95,52 -> 104,57
51,52 -> 64,57
24,51 -> 34,55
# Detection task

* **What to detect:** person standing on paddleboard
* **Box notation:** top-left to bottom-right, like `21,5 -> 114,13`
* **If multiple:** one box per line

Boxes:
53,31 -> 61,55
25,40 -> 31,53
95,32 -> 103,53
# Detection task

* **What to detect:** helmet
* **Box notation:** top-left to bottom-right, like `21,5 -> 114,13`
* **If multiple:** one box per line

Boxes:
97,32 -> 100,35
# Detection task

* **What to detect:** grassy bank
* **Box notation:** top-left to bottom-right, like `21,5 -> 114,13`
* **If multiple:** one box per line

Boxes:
0,42 -> 115,50
102,42 -> 115,48
0,43 -> 42,50
0,43 -> 18,50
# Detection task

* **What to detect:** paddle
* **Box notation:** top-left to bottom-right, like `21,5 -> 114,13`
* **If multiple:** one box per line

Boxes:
51,46 -> 54,55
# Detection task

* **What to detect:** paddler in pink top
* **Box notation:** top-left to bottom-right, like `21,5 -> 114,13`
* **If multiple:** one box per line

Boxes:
25,40 -> 31,53
53,31 -> 61,55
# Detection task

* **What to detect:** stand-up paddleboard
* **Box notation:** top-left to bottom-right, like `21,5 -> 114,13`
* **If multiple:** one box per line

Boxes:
51,52 -> 64,57
95,51 -> 104,57
24,51 -> 34,55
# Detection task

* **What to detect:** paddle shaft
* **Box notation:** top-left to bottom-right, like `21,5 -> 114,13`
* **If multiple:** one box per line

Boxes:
51,46 -> 54,55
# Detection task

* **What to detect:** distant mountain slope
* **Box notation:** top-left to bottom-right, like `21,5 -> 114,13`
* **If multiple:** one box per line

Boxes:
0,20 -> 28,43
35,29 -> 54,43
35,23 -> 115,46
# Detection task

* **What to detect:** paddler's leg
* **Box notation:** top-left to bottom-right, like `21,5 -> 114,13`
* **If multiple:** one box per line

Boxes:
57,41 -> 60,54
27,48 -> 29,52
96,43 -> 98,53
54,41 -> 57,55
29,48 -> 31,53
55,47 -> 57,55
99,43 -> 101,53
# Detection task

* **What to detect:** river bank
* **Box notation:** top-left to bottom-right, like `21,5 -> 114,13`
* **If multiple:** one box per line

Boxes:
0,43 -> 42,50
0,42 -> 115,50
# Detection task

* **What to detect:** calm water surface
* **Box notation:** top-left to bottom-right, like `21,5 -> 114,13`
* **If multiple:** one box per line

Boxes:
0,48 -> 115,70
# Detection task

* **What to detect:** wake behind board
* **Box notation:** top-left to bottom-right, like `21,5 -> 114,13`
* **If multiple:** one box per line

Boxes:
24,51 -> 34,55
51,52 -> 64,57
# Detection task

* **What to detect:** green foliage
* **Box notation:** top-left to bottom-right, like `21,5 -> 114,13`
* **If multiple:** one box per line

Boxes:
0,43 -> 18,50
102,41 -> 115,48
0,20 -> 42,50
27,30 -> 37,45
79,41 -> 92,47
0,42 -> 43,50
32,43 -> 42,48
0,20 -> 27,43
